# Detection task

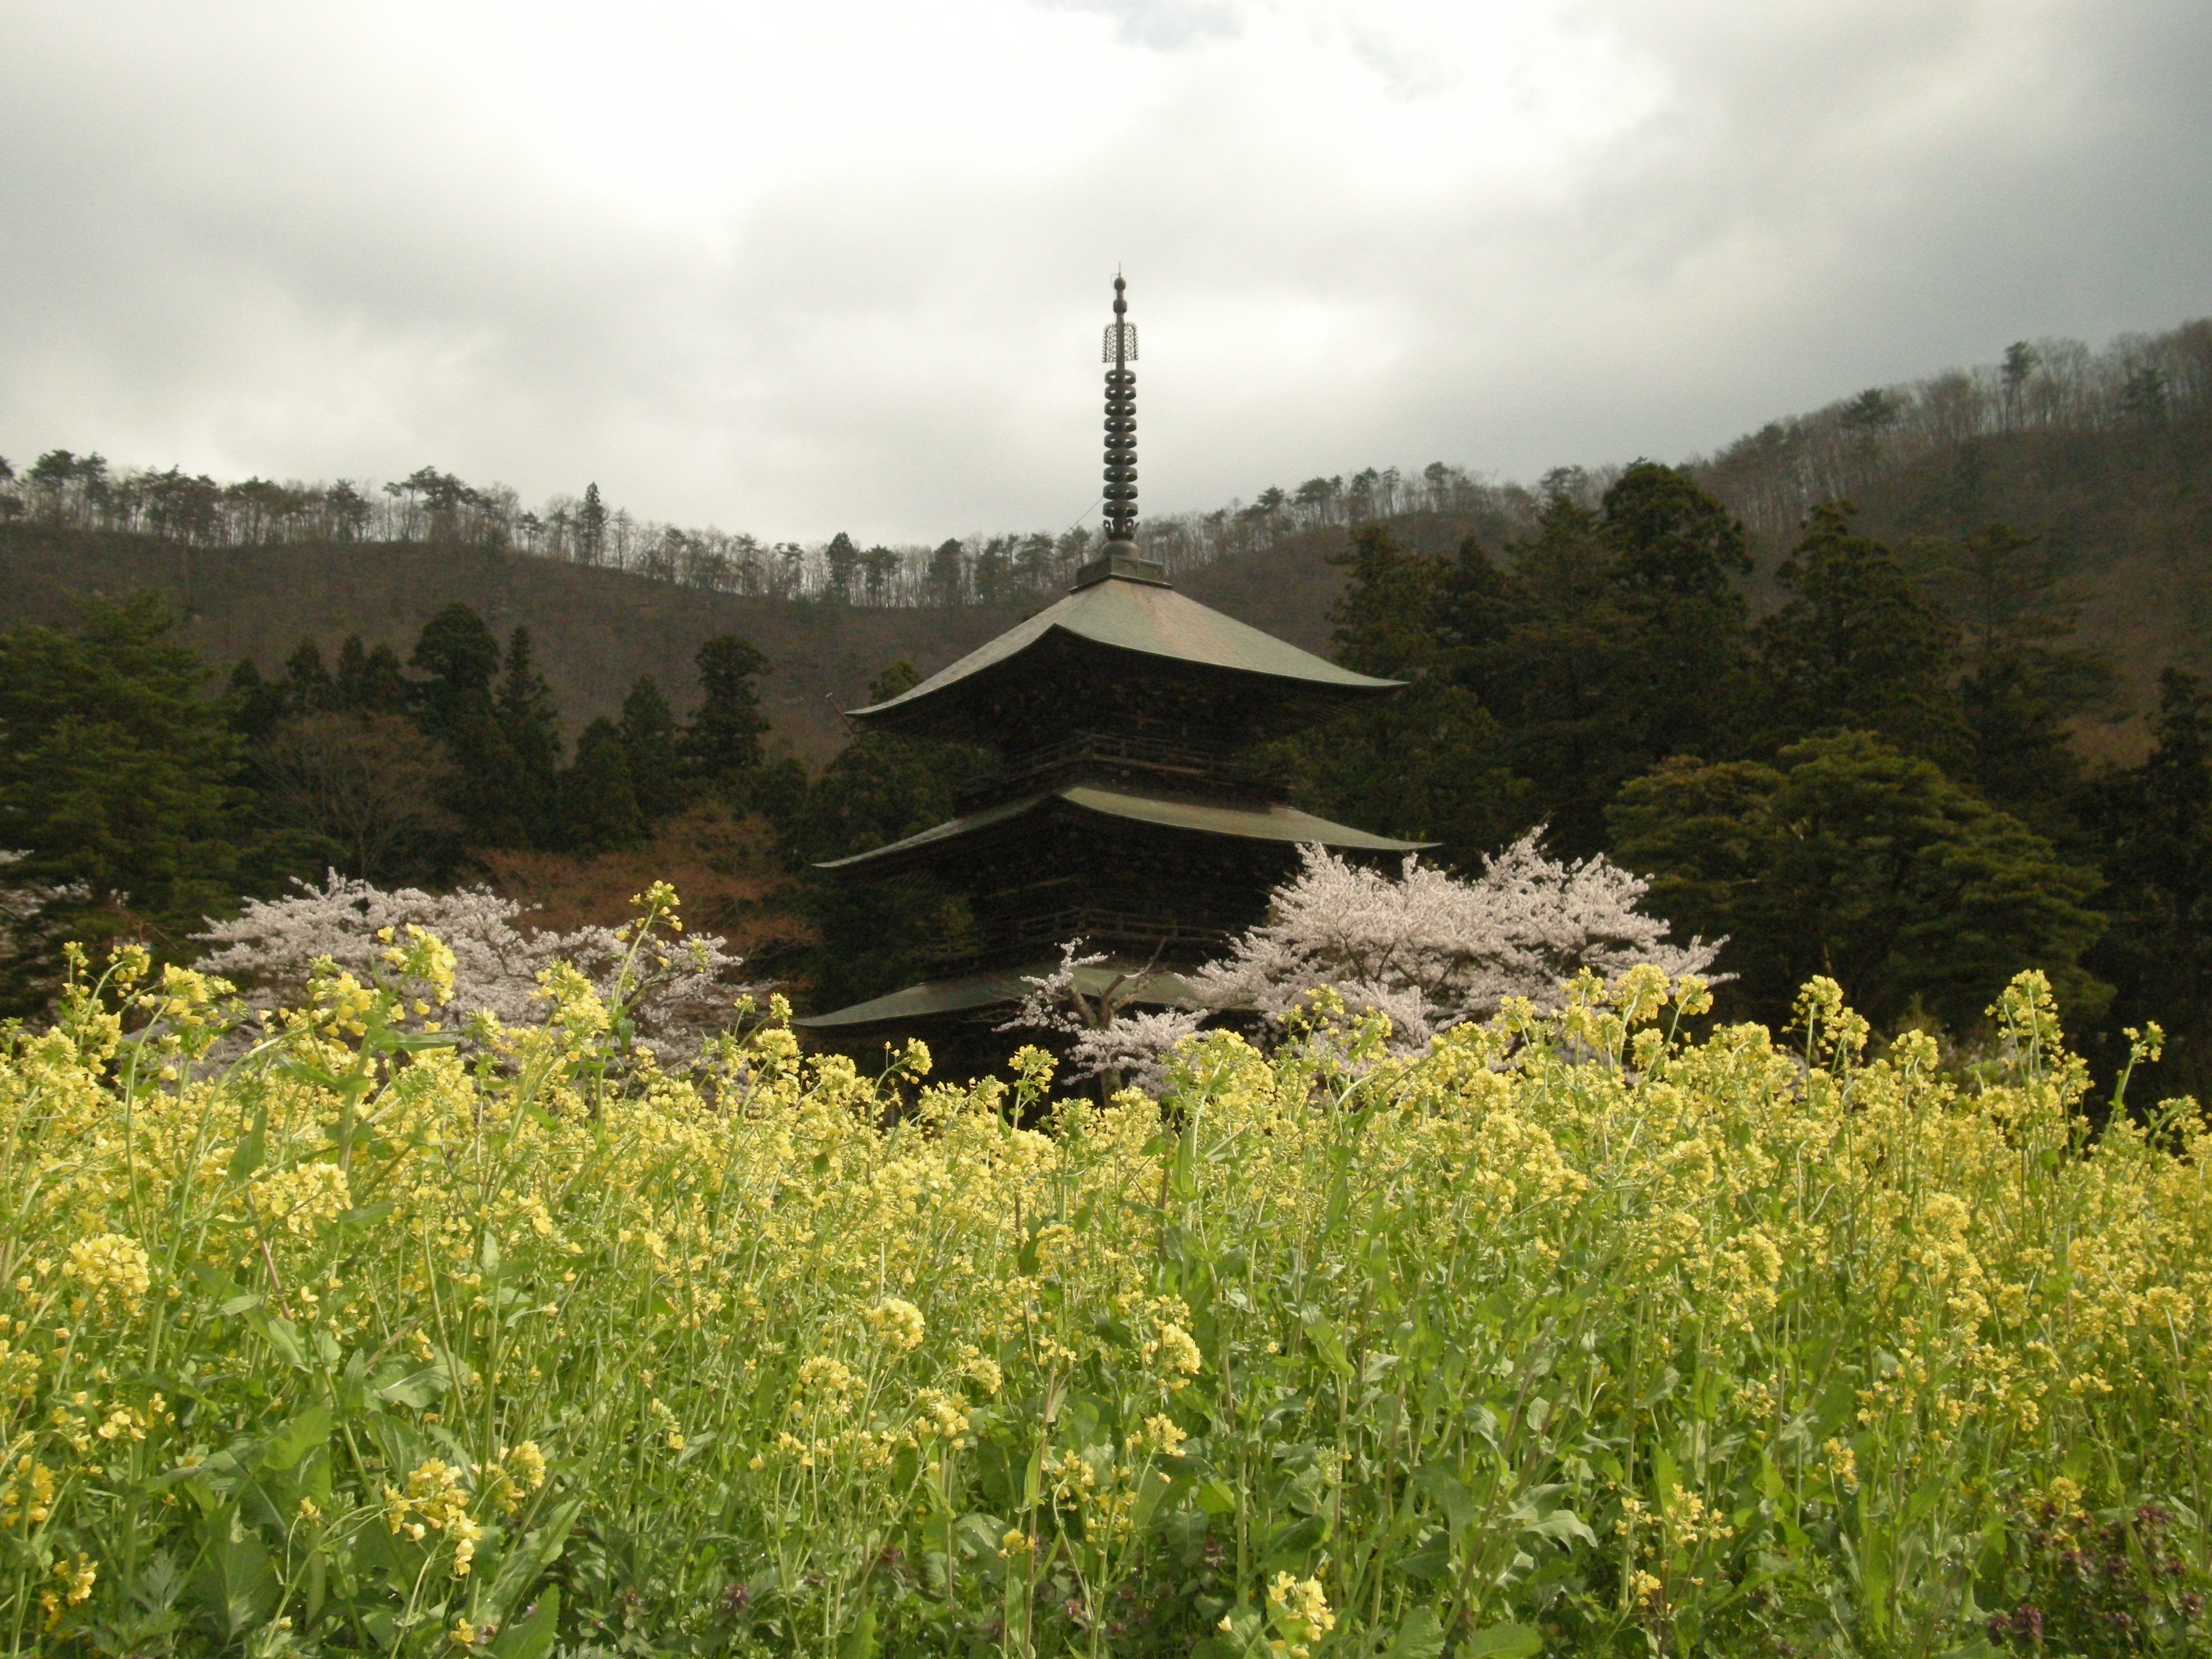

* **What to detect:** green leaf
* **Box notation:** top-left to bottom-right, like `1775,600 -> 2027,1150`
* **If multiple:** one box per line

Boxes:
246,1311 -> 305,1369
483,1499 -> 583,1631
836,1600 -> 879,1659
373,1362 -> 450,1410
274,1059 -> 342,1093
488,1585 -> 559,1659
226,1107 -> 267,1180
1300,1308 -> 1355,1381
258,1405 -> 330,1473
1462,1622 -> 1542,1658
1415,1464 -> 1475,1538
187,1514 -> 279,1636
1195,1478 -> 1238,1516
1385,1606 -> 1446,1659
952,1512 -> 1006,1560
373,1029 -> 463,1053
1509,1493 -> 1597,1548
1397,1531 -> 1452,1583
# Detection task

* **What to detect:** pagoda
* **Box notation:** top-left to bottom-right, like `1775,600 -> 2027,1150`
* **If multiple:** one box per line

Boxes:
797,277 -> 1421,1063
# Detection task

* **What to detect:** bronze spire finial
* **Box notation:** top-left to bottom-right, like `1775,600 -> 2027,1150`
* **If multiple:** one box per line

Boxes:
1101,274 -> 1138,545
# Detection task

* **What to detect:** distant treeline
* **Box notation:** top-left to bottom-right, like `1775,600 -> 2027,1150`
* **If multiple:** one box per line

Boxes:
4,319 -> 2204,606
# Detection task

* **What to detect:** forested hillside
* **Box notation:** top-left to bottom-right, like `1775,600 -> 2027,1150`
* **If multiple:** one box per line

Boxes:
4,317 -> 2206,755
0,530 -> 1025,765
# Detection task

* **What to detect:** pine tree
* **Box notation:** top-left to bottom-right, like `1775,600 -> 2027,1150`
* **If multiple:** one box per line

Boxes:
559,718 -> 646,852
408,604 -> 502,737
925,538 -> 967,606
0,596 -> 251,1003
681,635 -> 772,796
1597,461 -> 1755,769
1610,731 -> 2106,1032
333,634 -> 411,715
823,533 -> 862,604
578,482 -> 608,564
353,643 -> 411,714
2085,670 -> 2212,1099
1751,505 -> 1968,766
406,604 -> 525,846
495,628 -> 564,845
225,659 -> 288,744
618,675 -> 687,823
283,639 -> 336,717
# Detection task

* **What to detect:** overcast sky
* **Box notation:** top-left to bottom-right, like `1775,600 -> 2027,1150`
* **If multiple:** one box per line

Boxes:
1,0 -> 2206,541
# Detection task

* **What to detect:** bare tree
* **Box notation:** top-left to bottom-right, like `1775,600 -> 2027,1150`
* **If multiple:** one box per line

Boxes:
257,712 -> 458,882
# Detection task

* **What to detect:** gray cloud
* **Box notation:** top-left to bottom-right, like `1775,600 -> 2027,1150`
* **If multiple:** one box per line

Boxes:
0,0 -> 2205,541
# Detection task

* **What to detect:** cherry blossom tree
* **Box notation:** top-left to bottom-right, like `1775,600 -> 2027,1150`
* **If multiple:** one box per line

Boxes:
1192,834 -> 1723,1049
194,872 -> 759,1062
998,942 -> 1203,1093
1,849 -> 90,1009
1008,833 -> 1723,1083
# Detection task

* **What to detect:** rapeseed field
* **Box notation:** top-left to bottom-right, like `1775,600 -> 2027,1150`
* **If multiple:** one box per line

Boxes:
0,893 -> 2205,1656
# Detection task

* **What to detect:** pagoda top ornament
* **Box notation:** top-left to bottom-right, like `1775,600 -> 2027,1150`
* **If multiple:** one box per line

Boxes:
1102,273 -> 1139,547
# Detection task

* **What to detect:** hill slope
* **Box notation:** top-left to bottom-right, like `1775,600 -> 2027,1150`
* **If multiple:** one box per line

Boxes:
0,530 -> 1030,764
3,369 -> 2206,762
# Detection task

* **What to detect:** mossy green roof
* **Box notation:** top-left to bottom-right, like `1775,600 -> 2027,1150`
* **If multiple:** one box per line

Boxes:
813,782 -> 1428,872
849,573 -> 1399,724
794,959 -> 1205,1030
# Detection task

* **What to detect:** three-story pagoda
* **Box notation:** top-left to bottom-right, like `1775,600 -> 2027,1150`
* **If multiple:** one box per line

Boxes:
797,278 -> 1421,1061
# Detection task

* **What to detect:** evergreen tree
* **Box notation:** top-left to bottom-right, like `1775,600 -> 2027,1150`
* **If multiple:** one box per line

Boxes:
0,596 -> 253,999
1451,494 -> 1631,855
225,658 -> 289,745
1285,525 -> 1535,869
558,717 -> 646,853
2084,670 -> 2212,1100
749,757 -> 810,842
618,675 -> 687,823
681,635 -> 772,796
867,661 -> 921,704
1276,679 -> 1535,874
1610,731 -> 2106,1033
334,635 -> 411,714
495,627 -> 564,844
577,482 -> 608,564
408,604 -> 503,737
1327,521 -> 1451,679
283,638 -> 336,717
1910,523 -> 2115,833
406,604 -> 526,846
1752,505 -> 1968,766
925,538 -> 967,607
1595,461 -> 1755,769
823,533 -> 862,604
1445,468 -> 1757,853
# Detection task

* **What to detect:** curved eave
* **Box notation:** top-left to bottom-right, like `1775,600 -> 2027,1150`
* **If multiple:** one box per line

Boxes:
847,577 -> 1400,728
795,960 -> 1205,1031
813,783 -> 1431,874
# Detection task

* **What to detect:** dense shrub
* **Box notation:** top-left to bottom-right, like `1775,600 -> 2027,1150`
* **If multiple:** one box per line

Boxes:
0,904 -> 2205,1656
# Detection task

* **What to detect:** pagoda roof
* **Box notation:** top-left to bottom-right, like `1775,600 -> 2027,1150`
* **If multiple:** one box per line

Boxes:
848,570 -> 1400,731
794,958 -> 1206,1031
815,781 -> 1429,873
